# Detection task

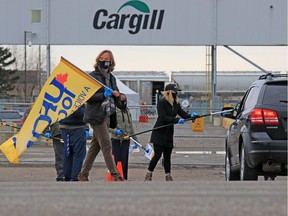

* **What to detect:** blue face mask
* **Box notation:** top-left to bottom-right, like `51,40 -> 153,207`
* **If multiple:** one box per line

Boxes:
99,60 -> 111,69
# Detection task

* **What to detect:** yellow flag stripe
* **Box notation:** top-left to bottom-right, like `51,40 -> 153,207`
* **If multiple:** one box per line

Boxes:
61,57 -> 104,88
0,136 -> 19,164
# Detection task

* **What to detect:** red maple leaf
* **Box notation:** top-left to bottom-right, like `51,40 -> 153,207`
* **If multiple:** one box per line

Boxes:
56,73 -> 68,85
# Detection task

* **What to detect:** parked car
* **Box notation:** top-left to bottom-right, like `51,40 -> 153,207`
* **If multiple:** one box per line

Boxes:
0,110 -> 23,131
221,73 -> 287,181
0,110 -> 23,122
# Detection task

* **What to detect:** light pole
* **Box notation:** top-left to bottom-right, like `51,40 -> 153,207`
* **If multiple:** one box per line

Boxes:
24,31 -> 33,102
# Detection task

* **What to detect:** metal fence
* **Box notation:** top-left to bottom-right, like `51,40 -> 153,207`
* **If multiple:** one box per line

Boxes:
0,99 -> 236,132
0,101 -> 229,165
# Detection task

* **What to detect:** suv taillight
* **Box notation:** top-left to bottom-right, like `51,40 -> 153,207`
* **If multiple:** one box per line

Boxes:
263,109 -> 279,125
250,108 -> 279,125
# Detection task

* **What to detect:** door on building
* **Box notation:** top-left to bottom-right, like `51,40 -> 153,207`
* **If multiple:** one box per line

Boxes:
152,82 -> 165,105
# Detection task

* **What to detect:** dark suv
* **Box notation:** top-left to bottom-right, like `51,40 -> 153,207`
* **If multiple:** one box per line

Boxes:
221,73 -> 287,181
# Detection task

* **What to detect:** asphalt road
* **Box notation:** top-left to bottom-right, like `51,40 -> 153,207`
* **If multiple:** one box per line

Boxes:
0,181 -> 286,216
0,148 -> 286,216
0,121 -> 287,216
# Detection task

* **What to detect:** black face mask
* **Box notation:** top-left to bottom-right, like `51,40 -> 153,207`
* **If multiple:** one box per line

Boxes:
99,60 -> 111,69
117,98 -> 127,110
172,92 -> 178,99
120,100 -> 127,110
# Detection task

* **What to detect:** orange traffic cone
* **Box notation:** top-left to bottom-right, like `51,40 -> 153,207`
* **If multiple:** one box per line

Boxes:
117,161 -> 124,178
106,154 -> 115,182
106,170 -> 114,182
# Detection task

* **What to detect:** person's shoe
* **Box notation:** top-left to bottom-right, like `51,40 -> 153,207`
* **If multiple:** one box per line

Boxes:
56,177 -> 64,182
78,177 -> 89,182
144,172 -> 152,181
264,175 -> 275,181
114,176 -> 125,181
165,174 -> 173,181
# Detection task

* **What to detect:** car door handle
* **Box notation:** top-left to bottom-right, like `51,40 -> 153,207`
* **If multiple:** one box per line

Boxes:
239,117 -> 247,121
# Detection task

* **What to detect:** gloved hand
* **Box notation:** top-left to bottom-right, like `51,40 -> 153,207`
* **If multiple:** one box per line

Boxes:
178,118 -> 185,124
104,87 -> 113,98
85,130 -> 89,139
116,129 -> 123,135
44,132 -> 51,138
191,112 -> 199,118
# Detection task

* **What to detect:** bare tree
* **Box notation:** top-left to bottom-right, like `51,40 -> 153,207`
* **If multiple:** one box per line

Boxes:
7,45 -> 47,101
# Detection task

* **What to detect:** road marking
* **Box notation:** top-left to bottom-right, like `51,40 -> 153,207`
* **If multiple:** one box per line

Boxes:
175,151 -> 225,155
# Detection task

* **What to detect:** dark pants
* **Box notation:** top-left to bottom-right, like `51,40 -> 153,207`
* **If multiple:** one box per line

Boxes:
52,135 -> 65,181
111,138 -> 130,180
61,128 -> 86,181
148,144 -> 173,174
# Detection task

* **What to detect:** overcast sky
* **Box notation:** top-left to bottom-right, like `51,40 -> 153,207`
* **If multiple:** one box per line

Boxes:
50,45 -> 287,73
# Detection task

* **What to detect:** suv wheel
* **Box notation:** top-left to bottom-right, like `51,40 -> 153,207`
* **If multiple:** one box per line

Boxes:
240,144 -> 258,181
225,148 -> 240,181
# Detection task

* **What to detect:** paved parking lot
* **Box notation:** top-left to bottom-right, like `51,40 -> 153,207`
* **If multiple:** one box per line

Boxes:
0,120 -> 287,216
0,179 -> 286,216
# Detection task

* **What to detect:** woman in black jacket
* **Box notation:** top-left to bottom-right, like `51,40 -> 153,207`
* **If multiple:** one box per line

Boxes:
144,84 -> 198,181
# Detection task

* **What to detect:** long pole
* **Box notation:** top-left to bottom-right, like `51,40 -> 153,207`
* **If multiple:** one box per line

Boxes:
24,31 -> 27,102
46,0 -> 51,79
224,45 -> 268,73
211,0 -> 218,121
124,109 -> 233,138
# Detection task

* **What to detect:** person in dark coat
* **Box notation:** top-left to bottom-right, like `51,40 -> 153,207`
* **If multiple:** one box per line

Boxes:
78,50 -> 124,182
144,84 -> 199,181
59,105 -> 87,181
44,122 -> 65,181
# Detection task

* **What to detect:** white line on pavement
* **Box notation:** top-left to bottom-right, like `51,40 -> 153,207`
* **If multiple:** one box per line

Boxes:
175,151 -> 225,155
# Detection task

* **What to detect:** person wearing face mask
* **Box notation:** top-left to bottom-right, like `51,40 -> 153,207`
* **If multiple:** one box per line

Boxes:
78,50 -> 124,182
144,83 -> 199,181
109,93 -> 138,180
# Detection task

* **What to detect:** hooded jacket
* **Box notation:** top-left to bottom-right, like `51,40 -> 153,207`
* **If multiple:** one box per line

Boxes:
109,108 -> 138,142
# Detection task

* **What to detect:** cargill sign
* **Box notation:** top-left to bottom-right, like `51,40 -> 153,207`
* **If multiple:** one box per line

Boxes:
1,0 -> 287,45
93,1 -> 165,34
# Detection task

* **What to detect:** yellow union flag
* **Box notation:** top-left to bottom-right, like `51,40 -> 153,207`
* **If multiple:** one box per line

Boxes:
0,57 -> 103,164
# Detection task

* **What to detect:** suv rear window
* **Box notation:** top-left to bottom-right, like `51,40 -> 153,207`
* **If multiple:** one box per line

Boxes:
262,84 -> 287,106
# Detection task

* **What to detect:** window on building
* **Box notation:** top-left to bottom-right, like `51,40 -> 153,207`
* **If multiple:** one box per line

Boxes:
128,81 -> 138,92
31,10 -> 41,23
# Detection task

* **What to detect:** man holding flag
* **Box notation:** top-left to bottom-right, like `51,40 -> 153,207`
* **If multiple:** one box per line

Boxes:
0,57 -> 103,164
78,50 -> 124,182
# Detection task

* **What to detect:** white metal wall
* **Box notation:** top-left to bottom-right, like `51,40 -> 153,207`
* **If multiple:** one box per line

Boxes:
171,71 -> 262,92
1,0 -> 287,45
